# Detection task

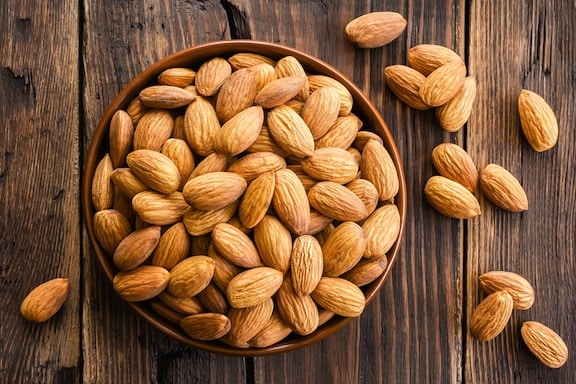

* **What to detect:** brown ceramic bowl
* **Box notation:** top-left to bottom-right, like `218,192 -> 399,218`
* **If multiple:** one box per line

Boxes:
82,40 -> 407,356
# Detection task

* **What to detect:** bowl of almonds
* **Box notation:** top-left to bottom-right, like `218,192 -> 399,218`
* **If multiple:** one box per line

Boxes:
82,40 -> 407,356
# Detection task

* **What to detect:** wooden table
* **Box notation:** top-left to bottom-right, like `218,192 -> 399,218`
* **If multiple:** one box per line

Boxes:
1,1 -> 574,382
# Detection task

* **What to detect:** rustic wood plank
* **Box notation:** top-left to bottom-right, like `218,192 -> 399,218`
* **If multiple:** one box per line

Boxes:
467,0 -> 576,382
81,1 -> 246,383
0,1 -> 81,383
226,0 -> 466,382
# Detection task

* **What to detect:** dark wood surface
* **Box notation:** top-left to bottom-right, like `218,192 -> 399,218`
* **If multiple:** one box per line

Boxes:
1,0 -> 574,383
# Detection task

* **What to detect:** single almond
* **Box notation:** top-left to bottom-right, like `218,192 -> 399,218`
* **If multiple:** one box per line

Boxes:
126,149 -> 181,194
311,277 -> 365,317
342,257 -> 388,287
182,200 -> 239,236
248,310 -> 293,348
360,139 -> 399,201
109,109 -> 134,168
518,89 -> 559,152
419,60 -> 467,107
180,313 -> 231,341
273,168 -> 311,235
183,171 -> 247,211
158,291 -> 204,315
322,221 -> 366,277
132,191 -> 189,226
126,97 -> 148,125
308,181 -> 368,222
301,87 -> 341,139
93,209 -> 132,255
195,57 -> 232,96
227,151 -> 286,182
224,298 -> 274,347
133,109 -> 174,151
113,226 -> 161,271
248,63 -> 276,91
139,85 -> 196,109
479,271 -> 535,310
521,321 -> 569,368
157,67 -> 196,87
301,147 -> 359,184
20,278 -> 69,322
226,267 -> 284,308
183,96 -> 220,156
308,75 -> 353,115
113,265 -> 170,302
167,256 -> 215,298
384,65 -> 430,110
214,105 -> 264,156
407,44 -> 463,76
346,178 -> 379,216
315,114 -> 362,149
253,215 -> 293,273
215,67 -> 258,122
436,76 -> 477,132
276,275 -> 320,336
151,222 -> 190,270
211,222 -> 262,268
431,143 -> 478,192
267,105 -> 315,158
160,138 -> 195,190
345,11 -> 407,48
197,283 -> 229,314
469,290 -> 513,341
92,154 -> 114,211
110,168 -> 148,199
424,176 -> 480,219
228,52 -> 276,70
274,56 -> 310,101
291,235 -> 324,296
254,75 -> 306,109
189,152 -> 230,179
480,164 -> 528,212
238,171 -> 275,229
362,204 -> 401,259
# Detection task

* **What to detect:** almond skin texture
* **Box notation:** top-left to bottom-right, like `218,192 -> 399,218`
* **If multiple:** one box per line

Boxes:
132,191 -> 189,226
183,172 -> 247,211
276,276 -> 320,336
431,143 -> 478,192
138,85 -> 196,109
238,171 -> 275,229
110,168 -> 148,199
157,67 -> 196,87
342,257 -> 388,287
469,290 -> 513,341
182,201 -> 239,236
184,96 -> 220,156
480,164 -> 528,212
362,204 -> 401,259
308,181 -> 368,222
126,149 -> 181,194
308,75 -> 353,115
133,109 -> 174,151
227,151 -> 286,182
267,105 -> 315,158
521,321 -> 569,368
159,290 -> 204,316
322,221 -> 366,277
151,222 -> 190,270
226,267 -> 284,308
424,176 -> 481,219
419,60 -> 467,107
253,215 -> 293,273
180,313 -> 231,341
291,235 -> 324,296
211,223 -> 262,268
216,67 -> 258,122
315,114 -> 361,149
361,139 -> 399,201
273,168 -> 311,235
20,278 -> 69,322
479,271 -> 535,310
254,75 -> 306,109
300,87 -> 341,139
113,265 -> 170,302
228,52 -> 276,70
93,209 -> 132,255
109,109 -> 134,168
92,154 -> 114,211
518,89 -> 559,152
407,44 -> 463,76
248,310 -> 293,348
213,105 -> 264,156
436,76 -> 477,132
311,277 -> 366,317
160,138 -> 195,190
301,147 -> 359,184
167,256 -> 215,298
346,178 -> 379,216
383,65 -> 430,110
113,226 -> 161,271
224,298 -> 274,347
195,57 -> 232,96
345,12 -> 407,49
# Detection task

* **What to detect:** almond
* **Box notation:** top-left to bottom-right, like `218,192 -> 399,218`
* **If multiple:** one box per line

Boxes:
291,235 -> 323,296
207,244 -> 243,292
480,164 -> 528,212
133,109 -> 173,151
300,87 -> 341,139
254,75 -> 306,109
226,267 -> 283,308
158,291 -> 204,315
248,310 -> 293,348
113,226 -> 161,271
322,222 -> 366,277
157,67 -> 196,87
361,139 -> 399,201
267,105 -> 315,158
518,89 -> 559,152
150,300 -> 184,324
160,138 -> 195,190
109,110 -> 134,168
272,168 -> 311,235
167,256 -> 215,298
112,186 -> 136,224
307,209 -> 333,235
353,131 -> 383,152
110,168 -> 148,198
126,97 -> 148,125
345,11 -> 407,49
113,265 -> 170,302
436,76 -> 477,132
92,154 -> 114,211
197,282 -> 229,314
182,200 -> 238,236
521,321 -> 569,368
189,152 -> 230,179
215,67 -> 258,122
479,271 -> 535,310
132,191 -> 189,226
151,222 -> 190,270
342,257 -> 388,287
126,149 -> 181,194
93,209 -> 132,255
346,178 -> 379,216
308,181 -> 368,222
301,147 -> 359,184
274,56 -> 310,101
227,151 -> 286,182
238,171 -> 275,229
211,222 -> 262,268
246,125 -> 291,157
407,44 -> 463,76
248,63 -> 276,91
228,52 -> 276,70
287,165 -> 318,192
183,96 -> 220,156
138,85 -> 196,109
469,290 -> 513,341
431,143 -> 478,192
276,275 -> 320,336
253,215 -> 293,273
214,105 -> 264,156
308,75 -> 353,115
419,60 -> 467,107
20,278 -> 69,322
315,114 -> 361,149
224,298 -> 274,347
195,57 -> 232,96
383,65 -> 430,110
424,176 -> 480,218
311,277 -> 365,317
183,171 -> 247,211
180,313 -> 231,340
362,204 -> 401,259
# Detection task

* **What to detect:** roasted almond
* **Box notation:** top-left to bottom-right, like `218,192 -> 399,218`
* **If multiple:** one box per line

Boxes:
345,11 -> 407,48
151,222 -> 190,270
248,310 -> 293,348
182,200 -> 239,236
521,321 -> 569,368
342,257 -> 388,287
228,52 -> 276,70
113,265 -> 170,302
189,152 -> 230,179
274,56 -> 310,101
92,154 -> 114,211
315,114 -> 362,149
126,149 -> 181,194
20,278 -> 69,322
224,298 -> 274,347
157,67 -> 196,87
436,76 -> 477,132
183,171 -> 247,211
110,168 -> 149,199
308,75 -> 353,115
215,67 -> 258,122
469,290 -> 513,341
480,164 -> 528,212
254,75 -> 306,109
167,256 -> 215,298
346,178 -> 379,216
227,151 -> 286,182
276,275 -> 320,336
518,89 -> 559,152
431,143 -> 478,192
158,291 -> 204,315
383,65 -> 430,110
160,138 -> 195,190
479,271 -> 534,310
419,60 -> 467,107
207,244 -> 243,292
226,267 -> 284,308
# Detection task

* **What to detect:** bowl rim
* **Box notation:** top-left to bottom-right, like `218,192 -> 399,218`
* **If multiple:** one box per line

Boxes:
82,39 -> 407,357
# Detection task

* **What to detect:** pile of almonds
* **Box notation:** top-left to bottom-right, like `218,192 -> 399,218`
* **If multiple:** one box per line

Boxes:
90,52 -> 401,348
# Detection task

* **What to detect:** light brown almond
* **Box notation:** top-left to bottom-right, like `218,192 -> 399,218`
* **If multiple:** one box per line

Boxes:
183,96 -> 221,156
424,176 -> 481,219
113,265 -> 170,302
287,165 -> 318,192
274,56 -> 310,101
362,204 -> 401,259
157,67 -> 196,87
126,97 -> 149,125
353,131 -> 383,151
92,154 -> 114,211
518,89 -> 559,152
342,257 -> 388,287
167,256 -> 215,298
315,114 -> 362,149
160,138 -> 195,190
361,139 -> 399,201
311,277 -> 365,317
480,164 -> 528,212
521,321 -> 569,368
180,313 -> 231,340
291,235 -> 324,296
431,143 -> 478,192
197,282 -> 229,314
246,125 -> 291,157
419,61 -> 467,107
195,57 -> 232,96
110,168 -> 149,198
469,290 -> 513,341
139,85 -> 196,109
272,168 -> 311,235
383,65 -> 430,110
132,191 -> 189,226
407,44 -> 463,76
308,181 -> 368,222
301,87 -> 341,139
207,244 -> 243,292
436,76 -> 477,132
93,209 -> 132,255
228,52 -> 276,70
346,178 -> 379,216
215,68 -> 258,122
227,151 -> 286,182
254,75 -> 306,109
183,171 -> 247,211
276,276 -> 320,336
345,11 -> 407,48
158,291 -> 204,315
253,215 -> 293,273
113,226 -> 161,271
182,200 -> 238,236
189,152 -> 230,179
301,147 -> 359,184
151,222 -> 190,270
211,222 -> 262,268
307,209 -> 333,235
109,110 -> 134,168
126,149 -> 181,194
308,75 -> 353,115
133,109 -> 174,151
20,278 -> 69,322
248,63 -> 277,91
322,222 -> 366,277
238,171 -> 275,229
224,298 -> 274,347
479,271 -> 535,310
267,105 -> 315,158
248,310 -> 293,348
226,267 -> 283,308
214,105 -> 264,156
